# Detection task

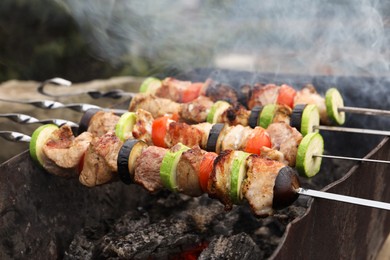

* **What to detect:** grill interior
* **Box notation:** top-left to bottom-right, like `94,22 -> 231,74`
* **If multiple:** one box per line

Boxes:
0,71 -> 389,259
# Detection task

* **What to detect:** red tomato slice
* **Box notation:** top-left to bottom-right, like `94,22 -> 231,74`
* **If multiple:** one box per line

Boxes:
152,116 -> 170,148
277,84 -> 297,108
244,127 -> 272,155
199,152 -> 218,192
181,82 -> 203,103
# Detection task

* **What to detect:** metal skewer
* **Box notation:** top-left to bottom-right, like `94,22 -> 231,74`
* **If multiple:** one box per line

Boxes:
314,125 -> 390,136
37,77 -> 134,99
0,131 -> 31,142
297,188 -> 390,210
338,106 -> 390,116
313,154 -> 390,164
0,98 -> 127,114
0,113 -> 78,127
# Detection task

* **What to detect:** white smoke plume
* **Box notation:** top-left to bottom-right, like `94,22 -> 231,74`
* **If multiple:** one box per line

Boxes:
59,0 -> 390,77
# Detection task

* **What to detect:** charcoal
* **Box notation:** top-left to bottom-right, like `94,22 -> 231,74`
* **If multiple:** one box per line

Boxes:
198,233 -> 263,260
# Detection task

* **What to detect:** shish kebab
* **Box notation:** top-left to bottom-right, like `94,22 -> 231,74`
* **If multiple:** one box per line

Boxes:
36,77 -> 390,139
1,109 -> 320,177
1,126 -> 389,213
3,108 -> 390,183
38,77 -> 390,125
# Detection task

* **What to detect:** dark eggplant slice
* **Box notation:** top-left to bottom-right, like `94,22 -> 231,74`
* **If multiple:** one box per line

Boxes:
77,108 -> 101,135
248,106 -> 263,128
272,166 -> 300,210
206,123 -> 225,153
290,104 -> 307,132
117,139 -> 148,185
238,84 -> 252,108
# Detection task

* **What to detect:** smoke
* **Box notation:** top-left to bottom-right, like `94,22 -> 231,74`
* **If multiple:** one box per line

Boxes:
59,0 -> 390,77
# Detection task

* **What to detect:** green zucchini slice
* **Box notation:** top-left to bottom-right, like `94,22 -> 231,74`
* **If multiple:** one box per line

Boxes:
258,104 -> 276,129
325,88 -> 345,125
295,132 -> 324,178
115,112 -> 137,141
230,151 -> 250,203
29,124 -> 59,166
206,100 -> 231,123
160,143 -> 190,192
139,77 -> 162,94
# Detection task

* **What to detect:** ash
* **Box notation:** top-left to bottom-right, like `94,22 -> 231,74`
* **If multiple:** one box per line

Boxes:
64,191 -> 305,259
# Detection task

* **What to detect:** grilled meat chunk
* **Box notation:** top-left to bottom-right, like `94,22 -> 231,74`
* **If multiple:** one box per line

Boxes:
134,146 -> 167,192
191,122 -> 213,148
156,77 -> 192,102
205,81 -> 239,104
294,84 -> 329,124
273,104 -> 292,125
259,147 -> 286,164
248,83 -> 280,109
132,109 -> 153,145
79,132 -> 123,187
129,93 -> 182,119
221,125 -> 253,151
208,150 -> 235,210
176,146 -> 206,197
180,95 -> 213,123
242,155 -> 285,217
266,122 -> 302,166
87,111 -> 120,137
166,122 -> 205,148
42,125 -> 93,178
220,104 -> 250,126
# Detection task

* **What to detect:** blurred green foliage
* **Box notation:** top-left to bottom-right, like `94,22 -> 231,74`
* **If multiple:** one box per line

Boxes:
0,0 -> 160,83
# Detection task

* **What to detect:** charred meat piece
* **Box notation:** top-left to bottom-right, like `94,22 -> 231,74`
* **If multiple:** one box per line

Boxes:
176,146 -> 206,197
294,84 -> 329,124
79,132 -> 123,187
132,109 -> 153,145
129,93 -> 182,119
220,104 -> 251,126
247,83 -> 280,109
87,111 -> 120,137
180,96 -> 214,124
205,81 -> 239,104
266,122 -> 302,167
42,125 -> 93,178
166,122 -> 206,148
242,155 -> 285,217
134,146 -> 167,192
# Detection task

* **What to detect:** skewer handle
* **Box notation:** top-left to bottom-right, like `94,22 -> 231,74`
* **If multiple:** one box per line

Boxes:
0,113 -> 79,127
0,131 -> 31,143
37,77 -> 132,99
0,97 -> 101,112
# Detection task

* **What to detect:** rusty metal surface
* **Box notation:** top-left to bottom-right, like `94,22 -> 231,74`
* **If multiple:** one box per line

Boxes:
0,151 -> 147,259
272,137 -> 390,260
